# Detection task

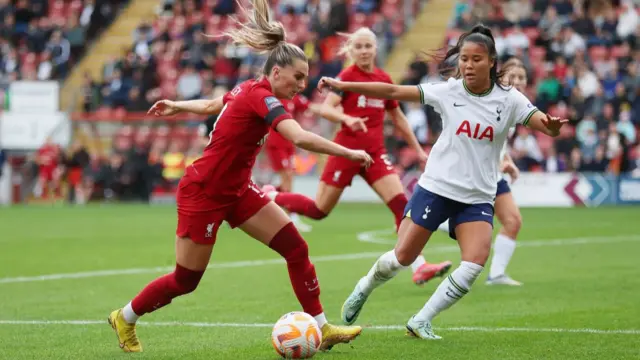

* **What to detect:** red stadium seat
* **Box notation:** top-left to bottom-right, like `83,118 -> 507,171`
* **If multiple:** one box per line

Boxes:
529,46 -> 546,62
69,0 -> 83,13
589,46 -> 607,61
523,27 -> 540,42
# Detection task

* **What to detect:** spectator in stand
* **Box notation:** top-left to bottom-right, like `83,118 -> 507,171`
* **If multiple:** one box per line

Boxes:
37,50 -> 53,80
581,144 -> 609,172
617,0 -> 639,41
513,126 -> 544,170
65,14 -> 86,61
162,142 -> 185,186
45,30 -> 70,78
176,64 -> 202,100
63,140 -> 91,204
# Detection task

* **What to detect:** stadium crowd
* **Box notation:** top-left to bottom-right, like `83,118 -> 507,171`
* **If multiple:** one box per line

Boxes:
0,0 -> 129,88
6,0 -> 640,204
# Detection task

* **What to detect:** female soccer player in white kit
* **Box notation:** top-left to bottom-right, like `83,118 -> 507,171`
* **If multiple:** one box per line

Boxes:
319,25 -> 568,339
436,57 -> 528,286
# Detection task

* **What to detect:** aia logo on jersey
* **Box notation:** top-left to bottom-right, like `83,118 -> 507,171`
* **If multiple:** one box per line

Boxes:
456,120 -> 494,142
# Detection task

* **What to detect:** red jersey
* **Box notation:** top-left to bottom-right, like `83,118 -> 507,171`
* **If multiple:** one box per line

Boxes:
37,143 -> 60,168
333,65 -> 399,151
187,78 -> 292,206
266,94 -> 310,149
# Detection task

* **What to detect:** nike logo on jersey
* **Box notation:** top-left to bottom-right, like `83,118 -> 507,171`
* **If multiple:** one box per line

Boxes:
453,103 -> 466,107
481,211 -> 492,216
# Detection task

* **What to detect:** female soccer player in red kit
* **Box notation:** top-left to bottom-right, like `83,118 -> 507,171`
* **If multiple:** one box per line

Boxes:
107,0 -> 370,352
264,94 -> 313,232
263,27 -> 451,285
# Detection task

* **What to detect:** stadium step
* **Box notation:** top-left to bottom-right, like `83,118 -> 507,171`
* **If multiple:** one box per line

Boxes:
60,0 -> 159,112
384,0 -> 457,83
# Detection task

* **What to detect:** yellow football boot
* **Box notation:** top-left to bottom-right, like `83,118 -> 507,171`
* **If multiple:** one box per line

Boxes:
107,309 -> 142,352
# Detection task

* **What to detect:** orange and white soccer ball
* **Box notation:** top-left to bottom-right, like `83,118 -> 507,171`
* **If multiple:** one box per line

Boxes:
271,312 -> 322,359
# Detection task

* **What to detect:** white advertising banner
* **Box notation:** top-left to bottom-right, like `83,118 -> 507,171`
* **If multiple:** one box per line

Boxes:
8,81 -> 60,113
0,112 -> 71,150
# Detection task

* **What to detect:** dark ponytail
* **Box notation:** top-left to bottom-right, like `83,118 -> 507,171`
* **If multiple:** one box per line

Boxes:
439,24 -> 508,90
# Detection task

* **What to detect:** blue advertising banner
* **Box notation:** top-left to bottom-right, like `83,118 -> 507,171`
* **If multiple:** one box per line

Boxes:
616,175 -> 640,205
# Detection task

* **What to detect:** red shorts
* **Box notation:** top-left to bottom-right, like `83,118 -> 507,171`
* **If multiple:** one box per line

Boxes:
320,148 -> 397,188
266,145 -> 295,172
39,166 -> 56,182
175,179 -> 271,245
67,168 -> 83,186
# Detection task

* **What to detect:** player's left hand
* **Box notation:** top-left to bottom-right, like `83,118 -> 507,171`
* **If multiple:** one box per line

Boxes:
541,113 -> 568,136
500,161 -> 520,183
148,100 -> 180,117
417,149 -> 428,170
318,77 -> 344,93
345,149 -> 373,168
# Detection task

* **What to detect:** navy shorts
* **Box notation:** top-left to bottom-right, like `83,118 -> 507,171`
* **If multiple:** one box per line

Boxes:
404,185 -> 494,240
496,179 -> 511,196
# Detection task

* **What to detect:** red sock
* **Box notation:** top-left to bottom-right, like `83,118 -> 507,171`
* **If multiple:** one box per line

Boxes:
274,192 -> 327,220
387,193 -> 408,232
269,223 -> 323,316
131,264 -> 204,316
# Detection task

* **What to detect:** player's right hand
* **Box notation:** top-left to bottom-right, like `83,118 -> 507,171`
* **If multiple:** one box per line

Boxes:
148,100 -> 180,117
346,149 -> 373,168
344,116 -> 368,133
318,77 -> 344,93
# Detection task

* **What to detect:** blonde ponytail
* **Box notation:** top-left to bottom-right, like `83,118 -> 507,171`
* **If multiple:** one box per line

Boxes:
219,0 -> 307,75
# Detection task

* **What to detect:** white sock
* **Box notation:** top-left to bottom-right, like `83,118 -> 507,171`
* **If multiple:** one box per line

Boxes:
358,250 -> 407,295
489,234 -> 517,278
415,261 -> 483,322
410,255 -> 427,273
290,213 -> 301,222
122,301 -> 140,324
314,312 -> 327,328
437,219 -> 450,233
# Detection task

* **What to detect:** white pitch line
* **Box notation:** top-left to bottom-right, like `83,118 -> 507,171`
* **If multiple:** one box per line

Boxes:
0,320 -> 638,335
1,235 -> 639,285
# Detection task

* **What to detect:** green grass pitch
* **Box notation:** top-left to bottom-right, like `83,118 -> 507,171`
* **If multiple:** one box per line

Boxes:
0,204 -> 639,359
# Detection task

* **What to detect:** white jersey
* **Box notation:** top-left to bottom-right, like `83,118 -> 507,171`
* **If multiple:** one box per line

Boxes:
417,78 -> 537,204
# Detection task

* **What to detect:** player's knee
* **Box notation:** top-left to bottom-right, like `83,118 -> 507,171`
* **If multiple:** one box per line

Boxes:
171,265 -> 205,295
286,238 -> 309,262
270,223 -> 310,262
462,248 -> 490,266
501,212 -> 522,238
308,204 -> 328,220
394,247 -> 418,267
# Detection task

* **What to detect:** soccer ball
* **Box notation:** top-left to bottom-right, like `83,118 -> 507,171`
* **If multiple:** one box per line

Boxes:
271,312 -> 322,359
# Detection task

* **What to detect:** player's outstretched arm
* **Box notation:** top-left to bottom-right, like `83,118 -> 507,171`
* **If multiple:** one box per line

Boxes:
308,93 -> 368,132
526,111 -> 568,137
148,96 -> 224,116
276,119 -> 373,167
318,77 -> 421,103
